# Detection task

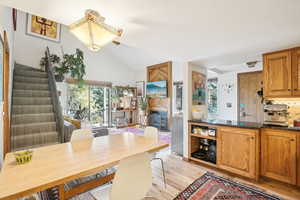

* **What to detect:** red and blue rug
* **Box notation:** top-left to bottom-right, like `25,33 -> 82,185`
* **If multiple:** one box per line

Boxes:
174,172 -> 281,200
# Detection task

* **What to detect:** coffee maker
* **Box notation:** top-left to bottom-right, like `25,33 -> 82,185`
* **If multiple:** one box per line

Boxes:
263,104 -> 289,126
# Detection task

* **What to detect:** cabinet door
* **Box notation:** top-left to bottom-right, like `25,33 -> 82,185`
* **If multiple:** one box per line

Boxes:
263,50 -> 292,97
217,127 -> 258,179
297,134 -> 300,187
292,48 -> 300,96
261,129 -> 297,184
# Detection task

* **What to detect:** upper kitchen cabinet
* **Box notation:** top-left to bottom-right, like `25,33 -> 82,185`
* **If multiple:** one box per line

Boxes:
292,47 -> 300,96
263,47 -> 300,98
263,50 -> 292,97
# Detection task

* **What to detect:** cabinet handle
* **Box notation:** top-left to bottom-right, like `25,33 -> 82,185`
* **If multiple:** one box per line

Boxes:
288,89 -> 291,91
290,139 -> 295,142
295,89 -> 298,91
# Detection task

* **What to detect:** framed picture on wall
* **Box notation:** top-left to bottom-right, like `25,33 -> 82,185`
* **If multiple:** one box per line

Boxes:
0,34 -> 3,102
26,14 -> 61,42
136,81 -> 145,97
192,71 -> 206,105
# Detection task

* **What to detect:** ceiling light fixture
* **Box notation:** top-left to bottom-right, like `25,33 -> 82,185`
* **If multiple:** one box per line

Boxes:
246,61 -> 259,68
69,10 -> 122,51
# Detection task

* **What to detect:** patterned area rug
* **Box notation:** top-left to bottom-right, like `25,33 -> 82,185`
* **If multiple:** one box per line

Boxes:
174,172 -> 282,200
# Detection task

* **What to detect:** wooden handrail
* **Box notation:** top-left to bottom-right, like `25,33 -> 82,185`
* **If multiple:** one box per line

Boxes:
45,47 -> 65,143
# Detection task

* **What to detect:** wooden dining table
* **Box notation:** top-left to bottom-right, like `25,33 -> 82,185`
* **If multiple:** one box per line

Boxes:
0,132 -> 169,200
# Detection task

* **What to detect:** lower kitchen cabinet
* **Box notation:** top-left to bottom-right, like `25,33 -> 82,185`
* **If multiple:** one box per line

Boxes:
298,134 -> 300,187
217,127 -> 259,180
261,129 -> 297,185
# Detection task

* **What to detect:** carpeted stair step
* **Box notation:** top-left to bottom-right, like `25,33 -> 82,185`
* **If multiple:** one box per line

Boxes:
14,75 -> 49,84
15,64 -> 44,72
12,105 -> 54,114
13,89 -> 51,98
12,131 -> 59,150
13,97 -> 52,105
14,82 -> 49,90
11,121 -> 57,136
12,113 -> 55,125
11,64 -> 61,152
14,69 -> 48,78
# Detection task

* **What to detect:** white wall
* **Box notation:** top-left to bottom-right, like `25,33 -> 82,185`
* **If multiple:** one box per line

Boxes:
0,5 -> 15,167
214,63 -> 263,121
217,72 -> 238,120
14,11 -> 136,86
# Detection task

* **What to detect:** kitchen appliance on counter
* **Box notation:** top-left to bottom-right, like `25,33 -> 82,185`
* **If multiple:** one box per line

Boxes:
263,104 -> 289,126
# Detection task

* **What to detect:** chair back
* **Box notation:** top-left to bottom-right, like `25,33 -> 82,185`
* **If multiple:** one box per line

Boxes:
144,126 -> 159,141
70,129 -> 93,141
110,153 -> 152,200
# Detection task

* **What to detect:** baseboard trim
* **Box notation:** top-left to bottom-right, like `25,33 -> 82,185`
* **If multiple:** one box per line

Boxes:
182,157 -> 189,162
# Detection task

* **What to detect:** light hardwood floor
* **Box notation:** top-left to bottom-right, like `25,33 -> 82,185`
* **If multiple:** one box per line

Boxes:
148,151 -> 300,200
73,150 -> 300,200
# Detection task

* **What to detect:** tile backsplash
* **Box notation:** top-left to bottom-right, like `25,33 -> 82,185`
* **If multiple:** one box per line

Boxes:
271,98 -> 300,125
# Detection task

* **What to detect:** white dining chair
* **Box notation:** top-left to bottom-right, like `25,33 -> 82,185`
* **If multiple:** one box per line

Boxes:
144,126 -> 166,188
71,128 -> 112,178
70,129 -> 94,141
90,153 -> 154,200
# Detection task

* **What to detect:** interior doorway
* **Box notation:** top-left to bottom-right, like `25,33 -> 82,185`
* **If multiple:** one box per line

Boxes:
238,71 -> 263,123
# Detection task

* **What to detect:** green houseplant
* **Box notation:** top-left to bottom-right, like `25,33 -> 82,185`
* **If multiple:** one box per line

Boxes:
40,48 -> 86,84
139,97 -> 148,112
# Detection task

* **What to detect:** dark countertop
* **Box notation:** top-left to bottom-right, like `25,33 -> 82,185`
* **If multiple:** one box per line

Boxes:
262,125 -> 300,131
188,119 -> 300,131
189,119 -> 262,129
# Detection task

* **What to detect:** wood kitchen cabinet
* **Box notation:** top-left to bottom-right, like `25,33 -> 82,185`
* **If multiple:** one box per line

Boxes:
217,127 -> 259,180
261,129 -> 297,185
263,46 -> 300,98
263,50 -> 292,97
292,47 -> 300,96
297,134 -> 300,187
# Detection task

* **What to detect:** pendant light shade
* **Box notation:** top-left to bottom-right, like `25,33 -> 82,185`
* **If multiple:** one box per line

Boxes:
69,10 -> 122,51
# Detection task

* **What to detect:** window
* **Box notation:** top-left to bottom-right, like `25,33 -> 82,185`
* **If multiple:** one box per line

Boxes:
207,78 -> 218,118
66,83 -> 111,127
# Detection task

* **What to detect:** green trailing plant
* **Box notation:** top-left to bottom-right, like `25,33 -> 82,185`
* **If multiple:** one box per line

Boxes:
61,49 -> 86,85
40,54 -> 61,69
40,48 -> 86,85
139,97 -> 148,111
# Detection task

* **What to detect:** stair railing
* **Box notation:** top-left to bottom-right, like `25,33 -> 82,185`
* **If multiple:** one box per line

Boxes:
45,47 -> 65,143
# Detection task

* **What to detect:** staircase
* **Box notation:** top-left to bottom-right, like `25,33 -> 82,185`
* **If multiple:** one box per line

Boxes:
11,64 -> 60,151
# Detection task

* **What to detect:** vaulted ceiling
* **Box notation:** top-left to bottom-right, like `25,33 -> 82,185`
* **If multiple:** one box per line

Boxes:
1,0 -> 300,69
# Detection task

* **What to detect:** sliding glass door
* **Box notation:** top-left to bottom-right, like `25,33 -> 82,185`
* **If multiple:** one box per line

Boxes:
67,83 -> 111,127
90,85 -> 111,126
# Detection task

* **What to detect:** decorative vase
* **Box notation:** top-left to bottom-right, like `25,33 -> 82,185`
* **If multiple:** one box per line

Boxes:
139,110 -> 145,116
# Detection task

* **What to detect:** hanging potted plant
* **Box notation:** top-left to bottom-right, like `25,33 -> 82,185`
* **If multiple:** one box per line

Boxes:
40,48 -> 86,84
60,48 -> 86,85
